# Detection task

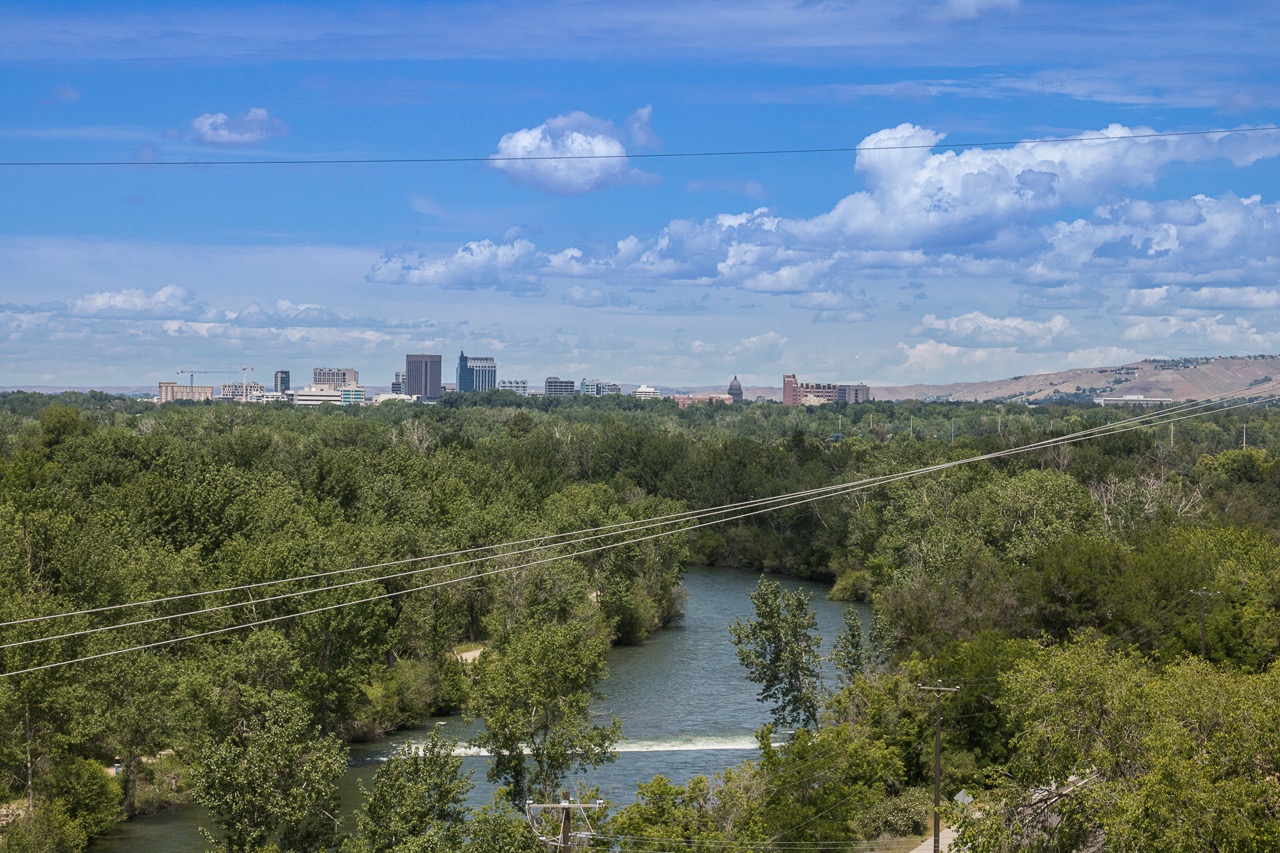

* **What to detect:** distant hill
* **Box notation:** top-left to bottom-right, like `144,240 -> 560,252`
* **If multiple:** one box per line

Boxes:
870,355 -> 1280,402
691,355 -> 1280,404
7,355 -> 1280,405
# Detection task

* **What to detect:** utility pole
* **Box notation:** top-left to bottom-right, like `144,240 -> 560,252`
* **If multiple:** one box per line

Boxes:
1190,588 -> 1220,659
918,681 -> 960,853
526,792 -> 605,851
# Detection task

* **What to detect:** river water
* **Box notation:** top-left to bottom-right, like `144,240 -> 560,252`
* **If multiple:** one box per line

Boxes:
92,567 -> 861,851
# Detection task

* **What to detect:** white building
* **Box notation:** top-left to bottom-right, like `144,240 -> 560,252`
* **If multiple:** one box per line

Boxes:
220,381 -> 265,401
288,384 -> 365,406
497,379 -> 528,395
580,378 -> 621,396
313,367 -> 359,387
631,384 -> 661,400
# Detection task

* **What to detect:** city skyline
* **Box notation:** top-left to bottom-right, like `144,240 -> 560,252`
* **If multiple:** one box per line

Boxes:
3,2 -> 1279,389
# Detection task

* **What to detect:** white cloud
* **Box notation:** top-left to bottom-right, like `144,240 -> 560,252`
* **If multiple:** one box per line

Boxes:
367,240 -> 548,294
627,105 -> 658,147
389,125 -> 1280,325
68,285 -> 210,319
1119,315 -> 1277,348
489,110 -> 656,194
893,339 -> 1147,381
191,107 -> 286,145
918,310 -> 1070,346
1122,285 -> 1280,314
561,285 -> 608,308
726,331 -> 788,361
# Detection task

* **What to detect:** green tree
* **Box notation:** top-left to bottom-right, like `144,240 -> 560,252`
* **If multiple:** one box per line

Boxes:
729,578 -> 822,729
466,620 -> 620,804
831,604 -> 870,684
190,699 -> 348,853
345,731 -> 472,853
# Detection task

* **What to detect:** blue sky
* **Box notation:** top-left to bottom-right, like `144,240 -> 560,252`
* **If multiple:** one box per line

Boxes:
2,1 -> 1279,390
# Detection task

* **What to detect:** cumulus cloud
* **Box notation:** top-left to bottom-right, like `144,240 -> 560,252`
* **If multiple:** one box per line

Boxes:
489,110 -> 656,194
367,240 -> 548,294
68,285 -> 210,319
1119,315 -> 1277,348
726,331 -> 788,362
372,122 -> 1280,361
1122,285 -> 1280,314
918,311 -> 1070,346
191,107 -> 286,145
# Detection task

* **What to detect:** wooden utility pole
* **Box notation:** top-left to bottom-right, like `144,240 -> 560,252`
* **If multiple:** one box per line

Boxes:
1191,588 -> 1220,659
918,681 -> 960,853
526,792 -> 605,850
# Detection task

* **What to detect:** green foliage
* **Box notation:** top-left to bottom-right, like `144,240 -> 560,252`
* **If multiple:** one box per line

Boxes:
729,578 -> 823,729
0,800 -> 87,853
345,731 -> 472,853
958,638 -> 1280,851
35,758 -> 120,840
6,392 -> 1280,849
466,620 -> 621,804
832,603 -> 871,684
190,699 -> 348,853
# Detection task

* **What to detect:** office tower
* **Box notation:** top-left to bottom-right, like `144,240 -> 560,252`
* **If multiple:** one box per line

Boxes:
314,367 -> 358,387
456,351 -> 497,393
544,376 -> 576,397
406,354 -> 443,401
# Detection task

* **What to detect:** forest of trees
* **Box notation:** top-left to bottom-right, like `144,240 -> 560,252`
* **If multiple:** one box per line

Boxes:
1,389 -> 1278,851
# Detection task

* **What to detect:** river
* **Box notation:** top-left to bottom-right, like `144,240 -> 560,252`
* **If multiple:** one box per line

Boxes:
91,567 -> 863,851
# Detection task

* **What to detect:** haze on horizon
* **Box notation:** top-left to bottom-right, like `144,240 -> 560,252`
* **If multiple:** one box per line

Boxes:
2,1 -> 1279,391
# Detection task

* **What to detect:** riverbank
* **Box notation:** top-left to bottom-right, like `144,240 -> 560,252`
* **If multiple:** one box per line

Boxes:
90,568 -> 858,852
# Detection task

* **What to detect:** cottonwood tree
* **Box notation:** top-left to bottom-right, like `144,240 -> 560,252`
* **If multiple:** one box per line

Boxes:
466,619 -> 620,805
729,578 -> 822,730
191,698 -> 347,853
345,730 -> 472,853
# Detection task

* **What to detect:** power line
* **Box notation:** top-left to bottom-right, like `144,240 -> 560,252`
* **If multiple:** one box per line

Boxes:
1,126 -> 1274,168
1,383 -> 1272,676
0,383 -> 1220,635
0,388 -> 1248,654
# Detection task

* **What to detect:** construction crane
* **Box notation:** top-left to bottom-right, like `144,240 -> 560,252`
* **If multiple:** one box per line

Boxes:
177,366 -> 255,402
176,368 -> 238,388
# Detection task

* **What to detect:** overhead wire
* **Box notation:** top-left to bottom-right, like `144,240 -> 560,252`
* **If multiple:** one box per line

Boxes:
1,126 -> 1275,168
1,382 -> 1274,677
4,374 -> 1267,635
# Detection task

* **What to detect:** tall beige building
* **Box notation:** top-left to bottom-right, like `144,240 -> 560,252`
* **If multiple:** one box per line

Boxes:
158,381 -> 213,403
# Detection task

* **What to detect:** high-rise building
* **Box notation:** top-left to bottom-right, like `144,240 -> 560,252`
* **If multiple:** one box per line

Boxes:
158,381 -> 213,403
220,381 -> 265,401
406,354 -> 442,401
580,378 -> 621,396
456,351 -> 497,393
274,370 -> 291,393
544,376 -> 576,397
782,374 -> 799,406
782,373 -> 872,405
631,384 -> 660,400
314,367 -> 358,387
